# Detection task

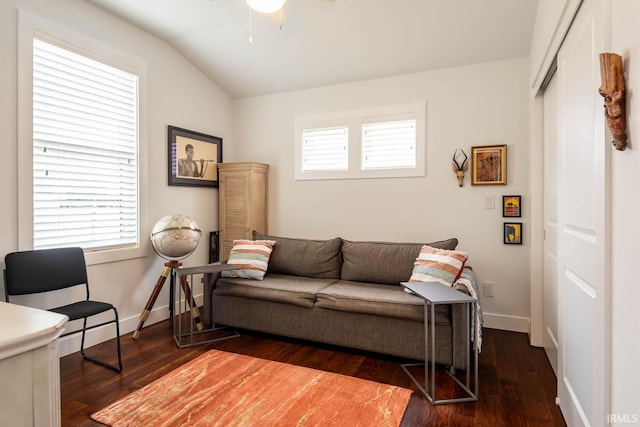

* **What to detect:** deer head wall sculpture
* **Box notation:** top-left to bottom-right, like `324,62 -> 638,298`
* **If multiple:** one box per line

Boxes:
451,149 -> 469,187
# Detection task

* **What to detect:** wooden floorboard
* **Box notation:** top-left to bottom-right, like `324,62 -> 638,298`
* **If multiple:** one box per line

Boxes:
60,321 -> 566,426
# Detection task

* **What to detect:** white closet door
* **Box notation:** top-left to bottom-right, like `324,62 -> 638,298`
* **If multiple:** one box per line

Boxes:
556,0 -> 611,425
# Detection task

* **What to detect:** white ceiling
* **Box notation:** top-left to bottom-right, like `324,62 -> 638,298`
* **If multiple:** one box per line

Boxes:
86,0 -> 539,99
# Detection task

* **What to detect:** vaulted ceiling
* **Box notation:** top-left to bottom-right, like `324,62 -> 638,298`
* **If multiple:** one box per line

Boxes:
86,0 -> 539,99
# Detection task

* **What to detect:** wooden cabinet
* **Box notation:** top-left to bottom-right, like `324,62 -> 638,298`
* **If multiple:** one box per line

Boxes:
0,302 -> 68,427
218,162 -> 269,261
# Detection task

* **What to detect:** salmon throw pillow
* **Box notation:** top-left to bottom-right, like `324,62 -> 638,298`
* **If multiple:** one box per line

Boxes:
408,245 -> 468,286
221,239 -> 276,280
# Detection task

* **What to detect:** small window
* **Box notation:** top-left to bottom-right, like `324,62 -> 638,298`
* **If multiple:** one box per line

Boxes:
362,117 -> 416,170
295,103 -> 425,180
302,126 -> 348,171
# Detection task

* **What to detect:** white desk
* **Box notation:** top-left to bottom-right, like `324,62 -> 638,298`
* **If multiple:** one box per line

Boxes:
0,301 -> 68,427
400,281 -> 478,405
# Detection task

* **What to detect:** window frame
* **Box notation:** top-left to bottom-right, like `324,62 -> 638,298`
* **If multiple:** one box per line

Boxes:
294,103 -> 426,181
17,9 -> 148,265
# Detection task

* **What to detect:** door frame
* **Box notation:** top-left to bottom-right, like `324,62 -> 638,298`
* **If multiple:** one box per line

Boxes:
528,0 -> 583,347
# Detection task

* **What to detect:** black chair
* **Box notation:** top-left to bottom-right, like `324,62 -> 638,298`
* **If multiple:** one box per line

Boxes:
4,247 -> 122,372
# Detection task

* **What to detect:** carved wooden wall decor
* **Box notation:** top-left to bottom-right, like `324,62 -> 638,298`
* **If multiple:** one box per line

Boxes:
599,53 -> 627,151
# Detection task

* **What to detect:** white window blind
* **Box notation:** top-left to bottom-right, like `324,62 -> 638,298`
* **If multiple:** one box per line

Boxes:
361,118 -> 416,170
302,126 -> 348,171
295,102 -> 425,180
32,38 -> 139,250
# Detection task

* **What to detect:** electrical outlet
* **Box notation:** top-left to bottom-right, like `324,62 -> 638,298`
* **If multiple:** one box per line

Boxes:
484,195 -> 495,209
484,282 -> 495,297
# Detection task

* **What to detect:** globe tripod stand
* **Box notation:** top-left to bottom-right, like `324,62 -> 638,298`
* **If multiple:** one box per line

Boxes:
132,260 -> 203,340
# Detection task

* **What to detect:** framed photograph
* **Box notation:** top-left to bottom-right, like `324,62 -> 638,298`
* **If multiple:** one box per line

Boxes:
503,195 -> 521,217
168,125 -> 222,187
471,144 -> 507,185
209,231 -> 219,264
504,222 -> 523,245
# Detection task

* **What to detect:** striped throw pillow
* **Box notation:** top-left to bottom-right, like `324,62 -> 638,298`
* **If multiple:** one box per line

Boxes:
221,239 -> 277,280
408,245 -> 468,286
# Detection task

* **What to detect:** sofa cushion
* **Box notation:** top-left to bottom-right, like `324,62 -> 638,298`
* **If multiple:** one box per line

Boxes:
340,238 -> 458,285
315,280 -> 451,324
221,239 -> 276,280
409,245 -> 468,286
253,231 -> 342,279
214,274 -> 338,308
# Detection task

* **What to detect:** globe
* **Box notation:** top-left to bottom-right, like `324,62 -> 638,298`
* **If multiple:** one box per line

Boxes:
150,215 -> 202,261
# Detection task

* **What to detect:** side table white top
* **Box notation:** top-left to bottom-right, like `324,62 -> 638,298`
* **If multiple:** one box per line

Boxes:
401,281 -> 476,304
0,301 -> 68,360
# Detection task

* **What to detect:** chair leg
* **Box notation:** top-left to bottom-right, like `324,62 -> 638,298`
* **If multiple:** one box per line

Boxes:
113,308 -> 123,371
80,309 -> 123,372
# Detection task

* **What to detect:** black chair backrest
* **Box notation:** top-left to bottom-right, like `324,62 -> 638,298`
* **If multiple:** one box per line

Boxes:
4,247 -> 88,297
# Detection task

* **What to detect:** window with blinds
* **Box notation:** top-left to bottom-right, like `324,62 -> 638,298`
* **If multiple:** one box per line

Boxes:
302,126 -> 348,171
32,38 -> 139,250
295,103 -> 425,180
361,118 -> 416,170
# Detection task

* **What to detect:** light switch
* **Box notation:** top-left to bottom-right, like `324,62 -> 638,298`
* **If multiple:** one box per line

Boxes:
484,195 -> 495,209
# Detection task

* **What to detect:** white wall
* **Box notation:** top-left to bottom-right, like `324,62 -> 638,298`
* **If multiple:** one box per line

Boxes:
0,0 -> 232,355
610,0 -> 640,422
232,58 -> 531,332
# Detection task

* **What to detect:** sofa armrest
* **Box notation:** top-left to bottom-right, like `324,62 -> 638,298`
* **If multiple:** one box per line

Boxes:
453,282 -> 471,295
202,263 -> 229,328
450,267 -> 480,368
450,301 -> 470,368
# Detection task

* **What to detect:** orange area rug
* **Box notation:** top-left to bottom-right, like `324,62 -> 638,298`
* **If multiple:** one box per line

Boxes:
91,349 -> 412,426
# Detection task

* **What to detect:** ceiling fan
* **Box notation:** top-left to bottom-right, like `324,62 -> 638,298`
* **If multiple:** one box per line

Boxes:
213,0 -> 332,29
252,0 -> 288,33
211,0 -> 332,43
245,0 -> 287,14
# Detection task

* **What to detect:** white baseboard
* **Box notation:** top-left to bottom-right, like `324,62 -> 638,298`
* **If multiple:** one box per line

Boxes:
58,297 -> 532,357
482,312 -> 530,333
57,293 -> 205,358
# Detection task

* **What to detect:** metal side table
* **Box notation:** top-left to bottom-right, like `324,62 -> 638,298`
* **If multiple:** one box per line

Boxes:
172,263 -> 239,348
400,281 -> 478,405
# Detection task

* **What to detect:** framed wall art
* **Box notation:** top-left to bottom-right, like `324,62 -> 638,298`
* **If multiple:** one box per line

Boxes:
471,144 -> 507,185
168,125 -> 222,187
503,195 -> 521,217
504,222 -> 523,245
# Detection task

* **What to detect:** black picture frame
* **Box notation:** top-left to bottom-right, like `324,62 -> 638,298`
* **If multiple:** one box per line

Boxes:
504,222 -> 523,245
168,125 -> 222,187
502,195 -> 522,217
209,231 -> 219,264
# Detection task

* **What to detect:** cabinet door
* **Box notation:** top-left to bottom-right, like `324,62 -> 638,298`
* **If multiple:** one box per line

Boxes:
220,173 -> 250,260
218,162 -> 268,262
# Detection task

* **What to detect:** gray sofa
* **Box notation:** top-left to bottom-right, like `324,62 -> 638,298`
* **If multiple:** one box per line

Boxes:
202,232 -> 479,369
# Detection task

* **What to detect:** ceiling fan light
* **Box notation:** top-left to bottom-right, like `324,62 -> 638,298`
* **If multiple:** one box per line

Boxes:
246,0 -> 287,14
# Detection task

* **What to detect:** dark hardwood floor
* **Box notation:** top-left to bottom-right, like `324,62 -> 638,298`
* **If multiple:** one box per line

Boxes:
60,321 -> 566,426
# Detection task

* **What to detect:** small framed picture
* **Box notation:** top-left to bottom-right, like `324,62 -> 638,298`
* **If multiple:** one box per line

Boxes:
504,222 -> 523,245
471,144 -> 507,185
168,126 -> 222,188
209,231 -> 219,264
503,195 -> 521,217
